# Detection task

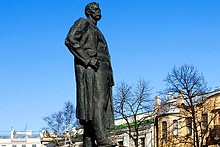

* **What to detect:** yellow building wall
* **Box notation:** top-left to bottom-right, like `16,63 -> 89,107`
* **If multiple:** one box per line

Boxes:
155,93 -> 220,147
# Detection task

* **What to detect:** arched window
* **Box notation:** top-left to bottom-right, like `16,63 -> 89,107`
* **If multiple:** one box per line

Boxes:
186,117 -> 192,135
201,113 -> 208,133
162,121 -> 167,138
173,120 -> 178,136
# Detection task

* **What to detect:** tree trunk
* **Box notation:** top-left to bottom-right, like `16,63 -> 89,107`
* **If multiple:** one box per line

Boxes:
134,138 -> 138,147
191,106 -> 200,147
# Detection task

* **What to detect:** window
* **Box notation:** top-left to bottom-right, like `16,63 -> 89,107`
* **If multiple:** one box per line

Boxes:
12,145 -> 17,147
186,117 -> 192,135
173,120 -> 178,136
218,112 -> 220,124
22,145 -> 26,147
32,145 -> 36,147
162,121 -> 167,138
2,145 -> 6,147
118,141 -> 123,147
140,137 -> 145,147
201,113 -> 208,133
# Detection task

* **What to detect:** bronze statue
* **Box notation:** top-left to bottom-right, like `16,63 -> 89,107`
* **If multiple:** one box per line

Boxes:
65,2 -> 115,147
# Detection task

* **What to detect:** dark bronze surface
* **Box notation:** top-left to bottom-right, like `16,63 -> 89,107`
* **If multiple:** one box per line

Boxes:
65,2 -> 115,147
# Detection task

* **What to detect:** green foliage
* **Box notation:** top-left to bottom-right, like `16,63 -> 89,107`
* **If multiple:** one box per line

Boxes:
112,118 -> 154,130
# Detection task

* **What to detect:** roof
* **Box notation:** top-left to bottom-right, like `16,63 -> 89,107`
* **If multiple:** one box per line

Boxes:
185,90 -> 220,106
156,89 -> 220,116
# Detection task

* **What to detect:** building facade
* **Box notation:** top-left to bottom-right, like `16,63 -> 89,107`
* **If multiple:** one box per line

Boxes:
154,89 -> 220,147
110,113 -> 154,147
109,124 -> 154,147
0,129 -> 42,147
41,113 -> 154,147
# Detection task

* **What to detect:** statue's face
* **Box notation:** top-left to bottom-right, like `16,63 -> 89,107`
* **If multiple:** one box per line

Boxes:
90,4 -> 102,21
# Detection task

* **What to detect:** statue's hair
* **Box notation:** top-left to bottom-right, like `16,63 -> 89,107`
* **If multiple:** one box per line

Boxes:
85,2 -> 99,17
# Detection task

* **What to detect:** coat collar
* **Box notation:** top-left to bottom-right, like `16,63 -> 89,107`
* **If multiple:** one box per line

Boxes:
87,17 -> 98,29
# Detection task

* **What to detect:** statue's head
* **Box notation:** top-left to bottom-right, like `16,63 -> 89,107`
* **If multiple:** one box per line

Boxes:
85,2 -> 102,21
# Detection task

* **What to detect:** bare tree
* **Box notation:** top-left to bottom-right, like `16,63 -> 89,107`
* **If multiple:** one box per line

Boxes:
113,79 -> 153,147
44,111 -> 64,135
164,64 -> 211,147
43,101 -> 75,136
63,101 -> 75,130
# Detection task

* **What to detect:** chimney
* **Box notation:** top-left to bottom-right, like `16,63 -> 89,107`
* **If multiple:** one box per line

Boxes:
154,95 -> 161,111
176,90 -> 184,105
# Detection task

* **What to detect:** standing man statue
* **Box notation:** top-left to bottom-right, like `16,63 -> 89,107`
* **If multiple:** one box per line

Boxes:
65,2 -> 116,147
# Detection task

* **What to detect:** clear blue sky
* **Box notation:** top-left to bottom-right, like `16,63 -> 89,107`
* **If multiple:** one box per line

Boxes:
1,0 -> 220,132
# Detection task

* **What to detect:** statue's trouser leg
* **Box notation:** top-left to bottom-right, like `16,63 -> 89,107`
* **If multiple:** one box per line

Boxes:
83,121 -> 97,147
92,101 -> 106,142
91,99 -> 114,146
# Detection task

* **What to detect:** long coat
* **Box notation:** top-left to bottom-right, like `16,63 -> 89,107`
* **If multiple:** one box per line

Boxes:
65,18 -> 114,129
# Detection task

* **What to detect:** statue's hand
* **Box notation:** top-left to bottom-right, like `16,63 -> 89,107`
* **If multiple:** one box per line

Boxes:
89,58 -> 99,70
